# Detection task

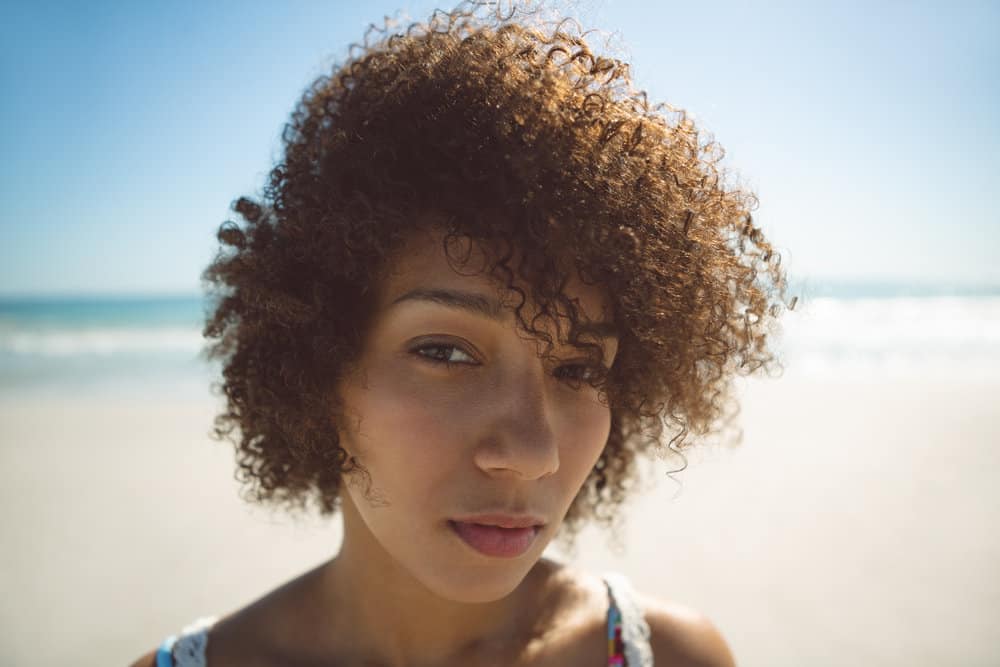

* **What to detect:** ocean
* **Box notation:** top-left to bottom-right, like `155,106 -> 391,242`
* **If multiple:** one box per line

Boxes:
2,280 -> 999,398
0,294 -> 211,398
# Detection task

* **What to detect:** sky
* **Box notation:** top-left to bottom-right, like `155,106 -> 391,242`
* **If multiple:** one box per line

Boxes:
1,0 -> 997,296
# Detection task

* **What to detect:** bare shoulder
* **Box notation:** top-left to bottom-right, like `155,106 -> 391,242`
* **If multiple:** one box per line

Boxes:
529,563 -> 735,667
125,563 -> 322,667
127,650 -> 157,667
638,593 -> 736,667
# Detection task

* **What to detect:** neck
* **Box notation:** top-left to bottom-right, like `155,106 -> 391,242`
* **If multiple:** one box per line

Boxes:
319,492 -> 551,667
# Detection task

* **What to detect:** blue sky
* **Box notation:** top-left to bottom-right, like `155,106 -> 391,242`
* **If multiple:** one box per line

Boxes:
1,0 -> 997,296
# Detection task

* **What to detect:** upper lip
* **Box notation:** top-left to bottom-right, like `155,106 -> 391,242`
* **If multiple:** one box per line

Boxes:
450,513 -> 546,529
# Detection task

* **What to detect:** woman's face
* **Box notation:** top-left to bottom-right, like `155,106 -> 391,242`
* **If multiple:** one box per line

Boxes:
335,228 -> 618,603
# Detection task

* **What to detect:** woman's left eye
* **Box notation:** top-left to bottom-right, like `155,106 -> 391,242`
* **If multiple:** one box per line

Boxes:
553,363 -> 604,384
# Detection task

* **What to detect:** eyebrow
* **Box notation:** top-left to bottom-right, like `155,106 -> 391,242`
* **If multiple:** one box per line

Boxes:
390,287 -> 619,340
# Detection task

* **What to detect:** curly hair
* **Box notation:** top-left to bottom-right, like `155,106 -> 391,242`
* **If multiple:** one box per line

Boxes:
202,0 -> 796,546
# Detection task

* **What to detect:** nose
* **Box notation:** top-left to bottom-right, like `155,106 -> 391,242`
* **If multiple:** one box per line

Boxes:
472,363 -> 560,481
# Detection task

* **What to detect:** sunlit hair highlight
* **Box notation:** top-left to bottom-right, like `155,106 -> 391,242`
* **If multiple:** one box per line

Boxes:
202,0 -> 797,548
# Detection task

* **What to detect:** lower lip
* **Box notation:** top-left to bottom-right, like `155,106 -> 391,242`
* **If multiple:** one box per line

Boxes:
449,520 -> 541,558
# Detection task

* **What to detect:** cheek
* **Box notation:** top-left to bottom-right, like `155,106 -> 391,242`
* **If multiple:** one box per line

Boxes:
559,397 -> 612,472
344,364 -> 468,488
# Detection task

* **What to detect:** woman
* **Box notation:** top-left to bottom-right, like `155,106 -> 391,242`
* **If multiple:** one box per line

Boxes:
133,2 -> 792,665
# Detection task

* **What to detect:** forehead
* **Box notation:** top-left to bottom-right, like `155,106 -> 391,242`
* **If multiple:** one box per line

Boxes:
375,227 -> 614,327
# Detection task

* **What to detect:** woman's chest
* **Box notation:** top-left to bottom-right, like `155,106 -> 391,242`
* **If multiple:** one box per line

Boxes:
222,615 -> 610,667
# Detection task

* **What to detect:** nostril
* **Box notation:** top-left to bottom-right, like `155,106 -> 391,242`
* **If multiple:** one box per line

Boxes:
472,435 -> 560,480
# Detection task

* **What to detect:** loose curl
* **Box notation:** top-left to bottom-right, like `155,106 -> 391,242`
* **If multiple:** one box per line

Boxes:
202,0 -> 797,548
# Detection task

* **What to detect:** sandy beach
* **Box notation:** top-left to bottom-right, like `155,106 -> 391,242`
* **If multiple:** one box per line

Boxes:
1,369 -> 998,666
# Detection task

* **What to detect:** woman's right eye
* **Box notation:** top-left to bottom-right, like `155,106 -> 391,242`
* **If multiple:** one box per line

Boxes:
411,343 -> 477,366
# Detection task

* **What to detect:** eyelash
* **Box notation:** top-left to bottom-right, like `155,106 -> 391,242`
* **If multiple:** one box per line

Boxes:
410,343 -> 606,385
412,343 -> 477,366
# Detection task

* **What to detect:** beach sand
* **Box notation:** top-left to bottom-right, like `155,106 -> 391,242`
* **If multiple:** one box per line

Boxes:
1,371 -> 998,666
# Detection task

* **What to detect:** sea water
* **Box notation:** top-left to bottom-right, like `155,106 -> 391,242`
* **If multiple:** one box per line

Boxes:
2,281 -> 999,399
0,295 -> 211,399
778,281 -> 1000,380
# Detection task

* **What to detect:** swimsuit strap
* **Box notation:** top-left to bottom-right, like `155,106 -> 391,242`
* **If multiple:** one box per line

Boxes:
603,572 -> 654,667
156,616 -> 217,667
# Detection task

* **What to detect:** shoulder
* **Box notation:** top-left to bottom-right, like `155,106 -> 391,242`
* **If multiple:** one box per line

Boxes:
126,613 -> 265,667
127,651 -> 157,667
638,593 -> 736,667
539,565 -> 735,667
127,561 -> 330,666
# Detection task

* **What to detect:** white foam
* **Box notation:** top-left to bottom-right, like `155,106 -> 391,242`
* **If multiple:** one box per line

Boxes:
0,326 -> 203,357
777,296 -> 1000,378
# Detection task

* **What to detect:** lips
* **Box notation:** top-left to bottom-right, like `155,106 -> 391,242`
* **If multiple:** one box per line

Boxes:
448,520 -> 542,558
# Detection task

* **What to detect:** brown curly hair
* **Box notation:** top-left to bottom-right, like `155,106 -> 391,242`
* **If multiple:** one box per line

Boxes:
202,0 -> 796,546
